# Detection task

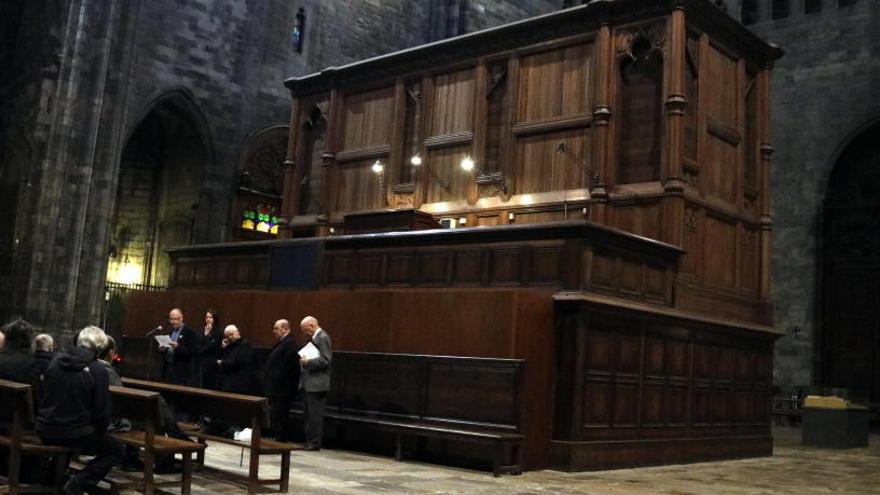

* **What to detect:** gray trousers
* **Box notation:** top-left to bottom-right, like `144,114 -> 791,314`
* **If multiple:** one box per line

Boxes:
304,391 -> 327,448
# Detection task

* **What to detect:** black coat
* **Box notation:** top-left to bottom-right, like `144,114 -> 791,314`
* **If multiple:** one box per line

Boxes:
34,350 -> 54,378
0,350 -> 39,386
36,347 -> 111,439
162,324 -> 198,386
217,339 -> 254,394
197,327 -> 223,389
263,334 -> 301,398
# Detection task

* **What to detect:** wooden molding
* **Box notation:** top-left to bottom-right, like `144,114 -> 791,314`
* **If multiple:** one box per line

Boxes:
424,131 -> 474,149
336,144 -> 392,163
707,115 -> 741,146
511,115 -> 593,137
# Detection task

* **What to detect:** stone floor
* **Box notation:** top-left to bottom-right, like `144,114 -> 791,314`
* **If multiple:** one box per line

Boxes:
122,427 -> 880,494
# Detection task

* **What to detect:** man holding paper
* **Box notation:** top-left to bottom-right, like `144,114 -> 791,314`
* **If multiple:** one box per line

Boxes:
158,308 -> 198,386
299,315 -> 332,451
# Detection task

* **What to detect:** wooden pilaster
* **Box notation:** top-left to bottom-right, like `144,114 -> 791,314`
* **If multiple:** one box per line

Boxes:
280,98 -> 301,238
321,87 -> 342,235
589,23 -> 612,224
757,65 -> 774,315
660,9 -> 687,248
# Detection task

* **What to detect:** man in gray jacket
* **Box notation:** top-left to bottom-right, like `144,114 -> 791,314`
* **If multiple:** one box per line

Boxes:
299,316 -> 331,451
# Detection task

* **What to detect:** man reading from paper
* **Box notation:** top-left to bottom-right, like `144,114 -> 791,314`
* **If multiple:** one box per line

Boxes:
298,316 -> 332,451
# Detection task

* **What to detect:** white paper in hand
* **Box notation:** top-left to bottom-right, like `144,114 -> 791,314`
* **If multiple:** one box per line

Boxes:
154,335 -> 172,348
298,342 -> 320,360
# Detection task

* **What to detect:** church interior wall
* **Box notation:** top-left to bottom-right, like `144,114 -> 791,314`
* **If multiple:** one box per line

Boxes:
747,0 -> 880,390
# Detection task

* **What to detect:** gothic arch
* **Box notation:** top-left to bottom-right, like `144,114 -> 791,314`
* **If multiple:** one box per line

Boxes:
126,87 -> 216,170
109,88 -> 215,287
230,124 -> 289,241
818,114 -> 880,409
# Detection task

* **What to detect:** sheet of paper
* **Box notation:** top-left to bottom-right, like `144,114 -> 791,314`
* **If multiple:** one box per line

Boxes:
298,342 -> 320,360
154,335 -> 172,348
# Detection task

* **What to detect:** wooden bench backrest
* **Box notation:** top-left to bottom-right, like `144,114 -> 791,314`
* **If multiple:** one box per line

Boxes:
121,378 -> 269,428
109,385 -> 163,433
0,379 -> 34,439
330,352 -> 525,432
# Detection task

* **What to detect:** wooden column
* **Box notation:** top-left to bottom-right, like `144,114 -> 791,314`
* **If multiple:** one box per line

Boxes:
415,74 -> 434,208
505,56 -> 520,198
321,87 -> 342,235
280,97 -> 301,239
589,23 -> 613,224
661,8 -> 687,248
469,59 -> 489,206
388,78 -> 407,207
757,64 -> 774,317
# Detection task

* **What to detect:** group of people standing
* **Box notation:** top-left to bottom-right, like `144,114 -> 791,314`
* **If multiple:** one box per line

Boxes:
158,308 -> 332,449
0,309 -> 332,494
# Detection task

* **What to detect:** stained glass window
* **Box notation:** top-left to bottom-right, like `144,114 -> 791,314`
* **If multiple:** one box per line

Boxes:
291,8 -> 305,53
241,203 -> 279,235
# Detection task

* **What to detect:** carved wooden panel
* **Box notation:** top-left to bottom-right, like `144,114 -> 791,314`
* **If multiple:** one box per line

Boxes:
512,210 -> 566,224
704,44 -> 740,204
334,158 -> 385,212
342,86 -> 395,150
515,128 -> 591,194
517,43 -> 593,123
530,246 -> 563,285
740,226 -> 758,293
417,251 -> 451,285
425,145 -> 472,203
431,69 -> 475,136
489,248 -> 523,285
356,255 -> 383,286
385,253 -> 415,285
326,254 -> 354,286
453,249 -> 484,285
704,215 -> 737,288
610,203 -> 661,240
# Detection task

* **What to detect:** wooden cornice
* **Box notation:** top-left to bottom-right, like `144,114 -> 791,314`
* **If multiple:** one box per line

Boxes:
284,0 -> 783,98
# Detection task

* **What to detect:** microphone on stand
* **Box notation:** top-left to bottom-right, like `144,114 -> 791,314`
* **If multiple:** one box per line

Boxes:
146,325 -> 163,337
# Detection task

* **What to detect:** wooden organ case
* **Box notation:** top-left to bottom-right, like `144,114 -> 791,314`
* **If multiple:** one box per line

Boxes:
128,0 -> 783,471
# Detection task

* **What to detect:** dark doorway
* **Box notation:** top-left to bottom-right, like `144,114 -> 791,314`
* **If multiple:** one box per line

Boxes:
108,96 -> 210,290
820,118 -> 880,411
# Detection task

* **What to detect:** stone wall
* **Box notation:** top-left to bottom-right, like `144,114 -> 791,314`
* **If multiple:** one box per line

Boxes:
747,0 -> 880,389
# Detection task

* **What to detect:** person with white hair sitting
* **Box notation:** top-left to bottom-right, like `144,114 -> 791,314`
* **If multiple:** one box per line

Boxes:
36,325 -> 124,495
33,333 -> 55,379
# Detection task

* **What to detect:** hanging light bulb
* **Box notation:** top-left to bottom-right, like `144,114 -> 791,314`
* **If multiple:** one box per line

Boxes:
460,156 -> 475,172
371,160 -> 384,174
410,154 -> 422,166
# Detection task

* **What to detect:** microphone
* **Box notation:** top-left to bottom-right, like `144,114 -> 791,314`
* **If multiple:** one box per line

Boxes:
146,325 -> 163,337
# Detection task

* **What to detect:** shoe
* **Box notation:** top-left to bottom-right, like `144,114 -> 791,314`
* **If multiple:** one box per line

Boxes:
62,477 -> 84,495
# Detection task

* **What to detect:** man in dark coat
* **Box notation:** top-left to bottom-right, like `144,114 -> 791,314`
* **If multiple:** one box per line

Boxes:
33,333 -> 55,379
37,326 -> 124,495
159,308 -> 198,386
264,319 -> 301,442
299,316 -> 332,451
217,325 -> 254,394
0,319 -> 39,388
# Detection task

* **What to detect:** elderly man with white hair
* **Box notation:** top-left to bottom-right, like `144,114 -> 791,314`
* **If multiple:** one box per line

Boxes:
299,315 -> 332,451
37,325 -> 124,495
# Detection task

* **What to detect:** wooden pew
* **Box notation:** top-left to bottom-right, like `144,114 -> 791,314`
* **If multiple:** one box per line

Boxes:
108,385 -> 206,495
297,352 -> 526,477
121,378 -> 295,494
0,379 -> 71,495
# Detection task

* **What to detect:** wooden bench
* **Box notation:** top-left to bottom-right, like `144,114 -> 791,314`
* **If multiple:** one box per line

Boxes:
771,396 -> 801,426
121,378 -> 295,494
295,351 -> 525,477
0,379 -> 71,495
108,385 -> 206,495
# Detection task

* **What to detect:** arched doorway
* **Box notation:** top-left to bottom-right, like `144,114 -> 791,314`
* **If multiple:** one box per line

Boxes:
108,93 -> 211,288
820,118 -> 880,410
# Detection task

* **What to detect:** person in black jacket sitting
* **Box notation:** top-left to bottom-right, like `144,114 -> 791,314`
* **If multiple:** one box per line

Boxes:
0,319 -> 39,390
37,326 -> 124,495
217,325 -> 253,394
